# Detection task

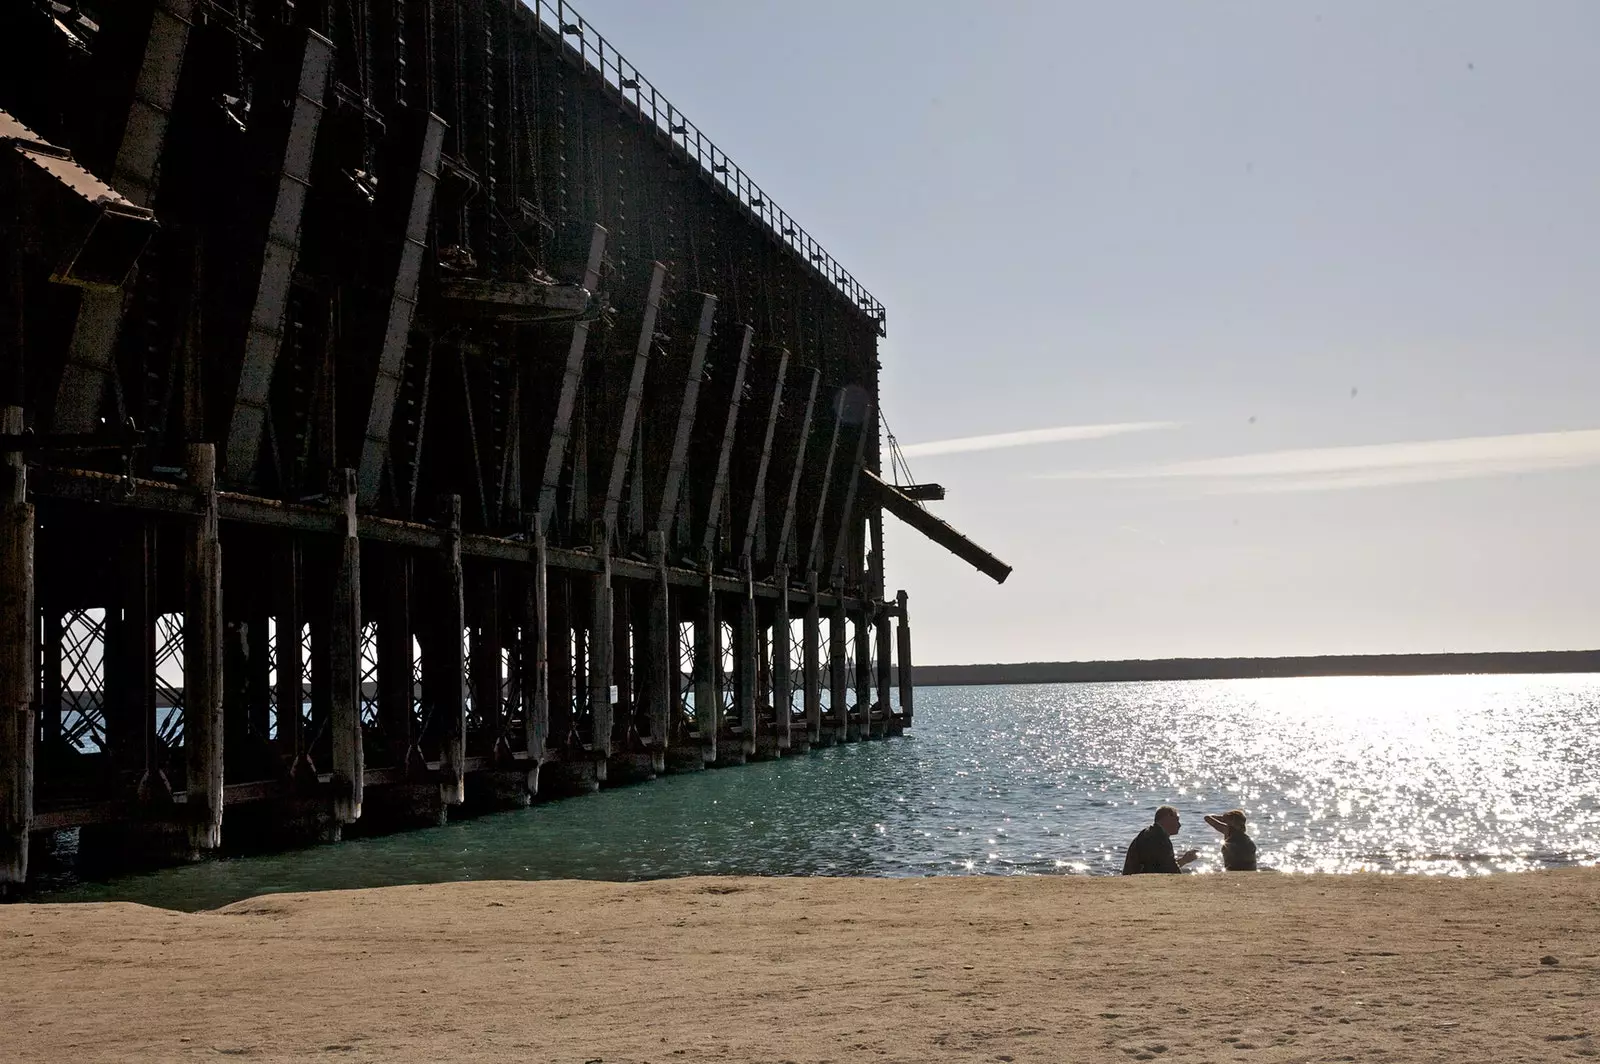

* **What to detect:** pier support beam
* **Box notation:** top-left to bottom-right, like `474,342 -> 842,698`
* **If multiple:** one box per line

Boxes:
737,569 -> 758,757
377,551 -> 414,770
896,591 -> 914,726
1,407 -> 34,891
524,526 -> 550,786
875,602 -> 893,739
772,568 -> 791,752
436,496 -> 467,805
183,444 -> 224,853
589,550 -> 612,781
694,579 -> 718,763
645,533 -> 671,773
328,470 -> 363,823
854,606 -> 873,742
803,571 -> 822,744
829,603 -> 849,742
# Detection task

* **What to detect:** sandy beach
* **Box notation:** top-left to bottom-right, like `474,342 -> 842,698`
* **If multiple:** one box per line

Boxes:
3,870 -> 1597,1063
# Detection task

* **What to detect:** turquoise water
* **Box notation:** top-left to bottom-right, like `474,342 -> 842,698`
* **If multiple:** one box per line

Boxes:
40,674 -> 1600,910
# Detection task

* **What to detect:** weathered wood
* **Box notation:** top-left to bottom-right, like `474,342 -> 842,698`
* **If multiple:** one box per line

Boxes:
612,578 -> 634,747
699,325 -> 754,563
601,261 -> 667,537
525,525 -> 550,772
772,566 -> 791,751
875,603 -> 893,739
328,470 -> 363,822
737,566 -> 758,756
547,569 -> 573,746
896,590 -> 914,724
183,443 -> 224,852
470,568 -> 505,762
804,570 -> 822,743
1,406 -> 34,888
536,224 -> 608,532
437,495 -> 467,805
854,605 -> 873,741
694,579 -> 718,763
377,552 -> 413,768
828,602 -> 849,742
654,295 -> 717,538
275,539 -> 308,780
645,532 -> 671,762
589,550 -> 613,770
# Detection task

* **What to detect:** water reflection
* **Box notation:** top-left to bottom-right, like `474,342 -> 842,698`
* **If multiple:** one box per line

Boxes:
41,674 -> 1600,909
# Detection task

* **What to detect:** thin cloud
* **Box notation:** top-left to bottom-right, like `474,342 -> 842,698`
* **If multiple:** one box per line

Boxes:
900,421 -> 1178,459
1040,428 -> 1600,493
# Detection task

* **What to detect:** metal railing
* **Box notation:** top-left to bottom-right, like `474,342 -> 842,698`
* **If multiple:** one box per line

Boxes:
527,0 -> 887,336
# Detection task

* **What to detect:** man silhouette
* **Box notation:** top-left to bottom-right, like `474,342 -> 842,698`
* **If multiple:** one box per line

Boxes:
1121,805 -> 1198,874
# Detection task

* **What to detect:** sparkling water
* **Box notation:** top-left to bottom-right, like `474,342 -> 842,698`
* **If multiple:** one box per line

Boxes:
38,674 -> 1600,910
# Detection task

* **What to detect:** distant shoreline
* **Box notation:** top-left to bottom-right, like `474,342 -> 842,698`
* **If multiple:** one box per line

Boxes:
910,649 -> 1600,686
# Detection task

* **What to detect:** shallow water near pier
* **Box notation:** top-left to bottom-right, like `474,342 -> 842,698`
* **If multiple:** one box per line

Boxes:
36,674 -> 1600,910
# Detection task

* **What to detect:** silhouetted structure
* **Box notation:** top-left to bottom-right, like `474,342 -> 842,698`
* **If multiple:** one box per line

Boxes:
0,0 -> 1005,890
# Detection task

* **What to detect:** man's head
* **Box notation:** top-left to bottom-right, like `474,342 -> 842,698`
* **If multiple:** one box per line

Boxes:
1154,805 -> 1181,836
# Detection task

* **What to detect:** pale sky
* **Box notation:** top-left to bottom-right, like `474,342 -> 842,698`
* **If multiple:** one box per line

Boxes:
573,0 -> 1600,664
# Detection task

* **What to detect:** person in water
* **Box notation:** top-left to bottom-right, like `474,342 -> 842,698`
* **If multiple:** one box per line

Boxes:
1204,808 -> 1258,871
1122,804 -> 1198,874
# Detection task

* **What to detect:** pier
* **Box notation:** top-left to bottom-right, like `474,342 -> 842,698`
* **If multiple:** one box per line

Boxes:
0,0 -> 1005,890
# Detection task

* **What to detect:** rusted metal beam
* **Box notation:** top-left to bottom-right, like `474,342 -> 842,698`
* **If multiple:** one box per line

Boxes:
53,0 -> 195,434
654,293 -> 716,538
356,111 -> 447,506
536,224 -> 608,533
601,261 -> 667,538
699,325 -> 753,563
737,348 -> 788,565
866,470 -> 1012,585
223,29 -> 334,484
771,368 -> 819,570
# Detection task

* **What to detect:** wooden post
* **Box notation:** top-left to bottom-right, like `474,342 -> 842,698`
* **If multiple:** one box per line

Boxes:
645,532 -> 670,771
524,525 -> 550,778
470,568 -> 506,762
1,406 -> 34,890
438,495 -> 466,805
803,570 -> 821,744
612,580 -> 633,746
547,569 -> 572,747
693,579 -> 717,763
772,567 -> 792,751
854,604 -> 873,742
589,546 -> 612,778
328,469 -> 363,823
275,539 -> 307,779
737,565 -> 757,757
183,442 -> 224,852
377,552 -> 414,769
828,601 -> 849,742
875,602 -> 893,739
896,590 -> 914,725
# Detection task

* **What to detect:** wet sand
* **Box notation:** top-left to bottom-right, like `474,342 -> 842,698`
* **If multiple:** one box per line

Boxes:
3,869 -> 1597,1063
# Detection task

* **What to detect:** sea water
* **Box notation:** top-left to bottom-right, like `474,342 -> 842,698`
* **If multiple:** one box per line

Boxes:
37,674 -> 1600,910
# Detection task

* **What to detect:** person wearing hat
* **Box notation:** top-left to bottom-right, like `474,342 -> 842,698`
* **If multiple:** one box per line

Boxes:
1121,805 -> 1198,874
1204,808 -> 1258,871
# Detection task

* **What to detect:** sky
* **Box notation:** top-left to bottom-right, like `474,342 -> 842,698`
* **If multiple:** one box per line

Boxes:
572,0 -> 1600,664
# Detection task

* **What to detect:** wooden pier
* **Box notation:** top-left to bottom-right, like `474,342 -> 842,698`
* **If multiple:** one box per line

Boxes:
0,0 -> 1004,891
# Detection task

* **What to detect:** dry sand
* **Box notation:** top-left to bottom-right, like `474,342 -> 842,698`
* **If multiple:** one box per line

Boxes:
3,870 -> 1597,1063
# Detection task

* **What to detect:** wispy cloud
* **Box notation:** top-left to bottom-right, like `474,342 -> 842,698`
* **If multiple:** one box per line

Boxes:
900,421 -> 1178,459
1039,428 -> 1600,493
